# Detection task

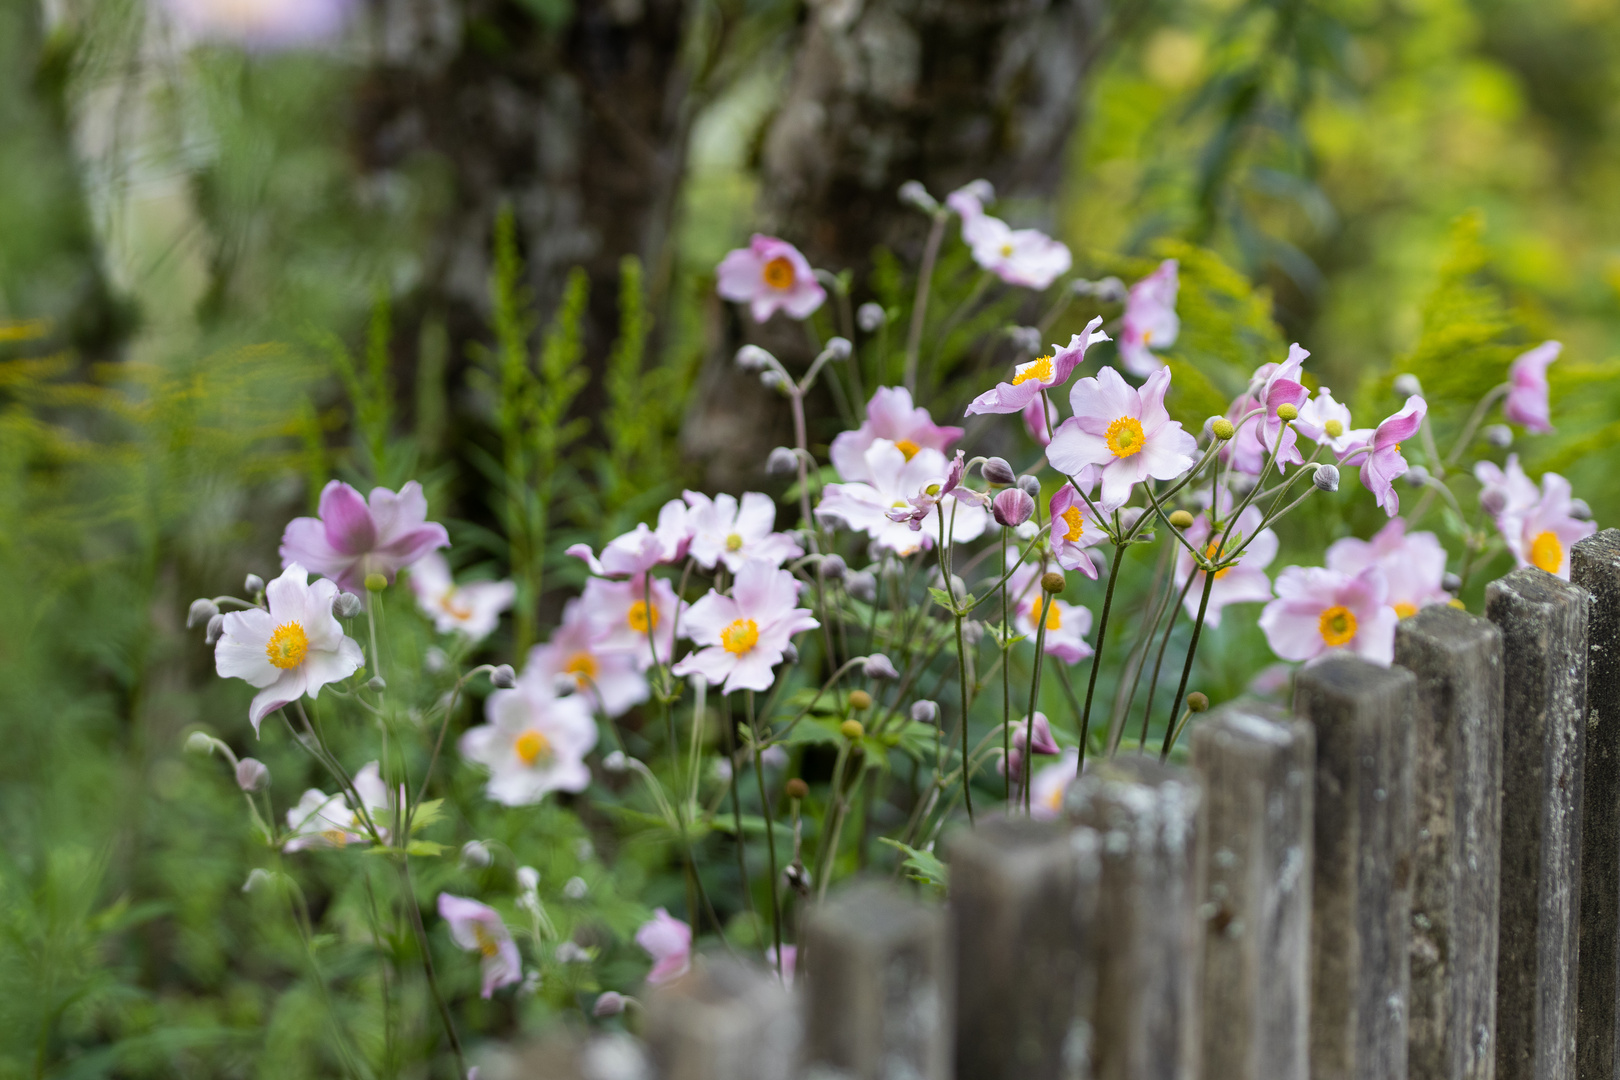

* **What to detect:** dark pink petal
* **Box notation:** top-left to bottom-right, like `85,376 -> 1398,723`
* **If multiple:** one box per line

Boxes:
318,481 -> 378,555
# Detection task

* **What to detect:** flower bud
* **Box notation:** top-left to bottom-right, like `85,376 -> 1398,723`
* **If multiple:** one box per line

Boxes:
1572,498 -> 1594,522
1187,691 -> 1209,713
961,620 -> 985,646
1393,373 -> 1423,398
1275,403 -> 1299,422
187,598 -> 219,628
785,860 -> 813,893
244,573 -> 265,595
820,553 -> 847,581
235,757 -> 270,792
1211,418 -> 1236,441
1312,464 -> 1340,493
1442,572 -> 1463,592
911,700 -> 939,725
1016,475 -> 1041,499
735,344 -> 774,372
761,369 -> 791,394
1092,276 -> 1128,302
1484,423 -> 1513,449
846,570 -> 878,603
840,719 -> 865,740
490,664 -> 517,689
1041,571 -> 1066,594
823,337 -> 852,361
367,675 -> 387,692
847,689 -> 873,711
981,456 -> 1016,486
1480,487 -> 1507,514
242,868 -> 276,894
766,446 -> 798,478
517,865 -> 540,893
556,940 -> 589,962
785,778 -> 809,800
185,731 -> 216,756
782,641 -> 799,663
594,991 -> 628,1018
856,302 -> 887,332
1405,464 -> 1430,488
205,613 -> 226,645
333,591 -> 363,618
1009,326 -> 1043,354
992,487 -> 1035,528
862,653 -> 899,680
364,572 -> 388,593
1168,509 -> 1195,529
460,840 -> 493,869
898,180 -> 939,212
564,876 -> 588,900
603,751 -> 629,774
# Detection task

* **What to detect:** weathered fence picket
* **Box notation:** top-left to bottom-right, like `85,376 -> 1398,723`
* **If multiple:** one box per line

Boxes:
643,957 -> 798,1080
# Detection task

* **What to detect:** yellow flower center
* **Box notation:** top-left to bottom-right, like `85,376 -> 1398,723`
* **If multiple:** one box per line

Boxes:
321,828 -> 349,846
1318,605 -> 1358,647
725,532 -> 744,552
1531,530 -> 1563,574
627,600 -> 658,634
473,924 -> 501,958
762,256 -> 795,290
1012,355 -> 1054,386
266,622 -> 310,669
1142,329 -> 1154,346
439,589 -> 473,620
564,652 -> 597,688
1106,416 -> 1146,458
514,730 -> 552,767
1202,541 -> 1233,580
1000,242 -> 1014,257
721,618 -> 760,655
1044,603 -> 1062,632
1394,601 -> 1418,620
1060,506 -> 1084,542
894,439 -> 921,460
1045,784 -> 1065,811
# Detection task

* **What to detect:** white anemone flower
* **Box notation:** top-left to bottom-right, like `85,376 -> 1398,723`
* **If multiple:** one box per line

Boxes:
408,552 -> 516,641
459,679 -> 598,806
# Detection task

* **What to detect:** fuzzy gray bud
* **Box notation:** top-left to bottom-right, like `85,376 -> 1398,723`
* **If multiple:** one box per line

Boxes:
1393,373 -> 1423,398
823,337 -> 852,362
1404,464 -> 1430,488
1312,464 -> 1340,493
782,642 -> 799,664
857,303 -> 886,332
766,446 -> 798,478
333,592 -> 363,618
460,840 -> 493,869
187,598 -> 219,628
862,654 -> 899,680
898,180 -> 938,213
242,868 -> 276,894
761,369 -> 791,394
594,991 -> 628,1018
1484,423 -> 1514,449
205,613 -> 226,645
1480,487 -> 1507,515
367,676 -> 387,693
243,574 -> 265,595
1442,572 -> 1463,592
911,700 -> 939,725
820,554 -> 847,581
1572,498 -> 1594,521
981,457 -> 1016,486
734,344 -> 774,372
1017,475 -> 1041,499
960,621 -> 984,647
236,757 -> 270,791
1009,326 -> 1043,354
490,664 -> 517,689
846,570 -> 878,603
602,751 -> 629,774
564,876 -> 588,900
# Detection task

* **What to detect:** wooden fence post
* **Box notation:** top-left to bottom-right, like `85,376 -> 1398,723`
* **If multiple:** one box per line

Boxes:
948,815 -> 1101,1080
1487,567 -> 1590,1080
1574,531 -> 1620,1080
1066,756 -> 1203,1080
643,958 -> 799,1080
801,879 -> 950,1080
1190,706 -> 1314,1080
1394,605 -> 1504,1080
1293,654 -> 1415,1080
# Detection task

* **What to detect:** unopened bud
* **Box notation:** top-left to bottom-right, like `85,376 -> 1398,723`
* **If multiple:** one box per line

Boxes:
187,598 -> 219,628
1312,464 -> 1340,493
242,868 -> 276,894
1484,424 -> 1513,449
1168,509 -> 1195,529
820,554 -> 847,581
840,719 -> 865,740
490,664 -> 517,689
236,757 -> 270,792
564,877 -> 588,900
1275,403 -> 1299,422
735,344 -> 774,372
333,592 -> 363,618
847,689 -> 873,711
961,620 -> 985,646
982,457 -> 1016,486
1442,572 -> 1463,592
992,487 -> 1035,528
846,570 -> 877,603
766,446 -> 798,478
1091,276 -> 1128,302
556,940 -> 589,962
1211,417 -> 1236,440
243,574 -> 265,596
185,731 -> 216,756
824,337 -> 852,361
785,778 -> 809,800
517,865 -> 540,893
594,991 -> 627,1018
603,751 -> 629,774
1480,488 -> 1507,515
857,302 -> 887,332
862,654 -> 899,680
367,675 -> 387,692
1187,692 -> 1209,713
911,700 -> 939,725
205,613 -> 226,645
1009,326 -> 1043,354
898,180 -> 939,212
761,369 -> 791,394
1405,464 -> 1430,488
364,572 -> 388,592
785,860 -> 813,893
1017,475 -> 1041,499
460,840 -> 493,868
779,641 -> 798,665
1570,498 -> 1593,521
1041,571 -> 1066,594
1393,373 -> 1423,398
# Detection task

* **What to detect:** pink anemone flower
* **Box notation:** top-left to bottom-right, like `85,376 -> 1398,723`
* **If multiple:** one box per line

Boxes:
1503,341 -> 1559,434
1258,565 -> 1398,666
408,553 -> 515,641
948,183 -> 1072,290
1497,471 -> 1595,580
459,674 -> 597,806
280,480 -> 450,594
1117,260 -> 1180,377
1221,345 -> 1311,476
1293,386 -> 1372,457
1001,711 -> 1062,782
1027,749 -> 1081,820
817,441 -> 990,556
162,0 -> 354,50
671,561 -> 819,694
830,386 -> 963,483
966,317 -> 1109,417
1351,395 -> 1426,517
716,235 -> 825,323
1325,518 -> 1449,618
637,908 -> 693,985
284,761 -> 389,851
1047,481 -> 1109,579
565,498 -> 690,578
683,491 -> 802,573
581,574 -> 682,669
1475,454 -> 1540,522
1023,393 -> 1060,446
1008,565 -> 1094,664
1173,499 -> 1277,628
438,895 -> 523,999
887,450 -> 990,531
527,600 -> 648,719
1047,365 -> 1199,511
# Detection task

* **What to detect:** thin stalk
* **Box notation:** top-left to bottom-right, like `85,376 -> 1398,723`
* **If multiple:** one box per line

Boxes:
397,860 -> 468,1079
1161,569 -> 1217,761
1075,544 -> 1126,776
1023,589 -> 1054,813
904,211 -> 948,393
1001,528 -> 1012,806
1132,570 -> 1198,754
749,691 -> 783,977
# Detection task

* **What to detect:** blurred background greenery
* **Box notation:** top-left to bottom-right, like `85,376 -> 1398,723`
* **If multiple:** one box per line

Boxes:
4,0 -> 1620,1074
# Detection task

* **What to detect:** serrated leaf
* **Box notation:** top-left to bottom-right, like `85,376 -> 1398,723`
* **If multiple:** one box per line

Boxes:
411,799 -> 444,833
877,838 -> 948,892
927,587 -> 958,611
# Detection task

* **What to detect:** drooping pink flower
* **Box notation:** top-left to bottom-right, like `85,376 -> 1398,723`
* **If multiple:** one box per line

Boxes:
817,441 -> 990,556
162,0 -> 354,50
1293,386 -> 1372,457
1047,482 -> 1108,580
581,575 -> 682,669
1221,346 -> 1311,476
1173,499 -> 1277,628
215,564 -> 365,732
565,498 -> 690,578
1496,471 -> 1595,580
527,600 -> 648,718
458,675 -> 598,806
1475,454 -> 1540,522
1352,395 -> 1427,517
671,561 -> 819,694
1027,748 -> 1081,820
829,386 -> 964,483
1001,710 -> 1063,782
438,894 -> 523,999
1023,393 -> 1059,446
1117,260 -> 1180,377
283,761 -> 389,851
408,553 -> 516,641
716,235 -> 825,323
1258,565 -> 1398,666
1326,518 -> 1449,618
1047,366 -> 1199,511
966,318 -> 1110,416
683,491 -> 802,573
280,481 -> 450,594
1009,564 -> 1094,664
1504,341 -> 1559,434
948,185 -> 1072,290
637,908 -> 693,985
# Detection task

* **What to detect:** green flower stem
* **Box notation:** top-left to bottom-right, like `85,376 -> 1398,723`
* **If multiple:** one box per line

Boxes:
396,858 -> 468,1080
1075,543 -> 1126,777
1002,528 -> 1012,806
1161,566 -> 1217,762
1444,382 -> 1510,469
1132,570 -> 1199,754
721,697 -> 754,922
1023,588 -> 1054,813
904,210 -> 948,394
749,691 -> 783,977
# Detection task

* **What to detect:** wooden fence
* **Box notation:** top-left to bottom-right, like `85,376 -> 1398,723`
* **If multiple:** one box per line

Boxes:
511,528 -> 1620,1080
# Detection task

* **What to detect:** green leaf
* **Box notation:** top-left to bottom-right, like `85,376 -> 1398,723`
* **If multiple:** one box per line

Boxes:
778,716 -> 844,747
410,799 -> 444,833
877,838 -> 948,892
927,586 -> 959,612
709,814 -> 795,845
406,840 -> 446,858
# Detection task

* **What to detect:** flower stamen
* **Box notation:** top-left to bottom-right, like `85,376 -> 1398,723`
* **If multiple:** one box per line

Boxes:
1105,416 -> 1146,458
627,600 -> 658,634
1531,530 -> 1563,574
762,257 -> 795,290
1011,355 -> 1054,386
1318,605 -> 1358,647
721,618 -> 760,656
564,652 -> 597,688
1060,506 -> 1084,542
266,622 -> 310,669
894,439 -> 921,460
514,730 -> 552,767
